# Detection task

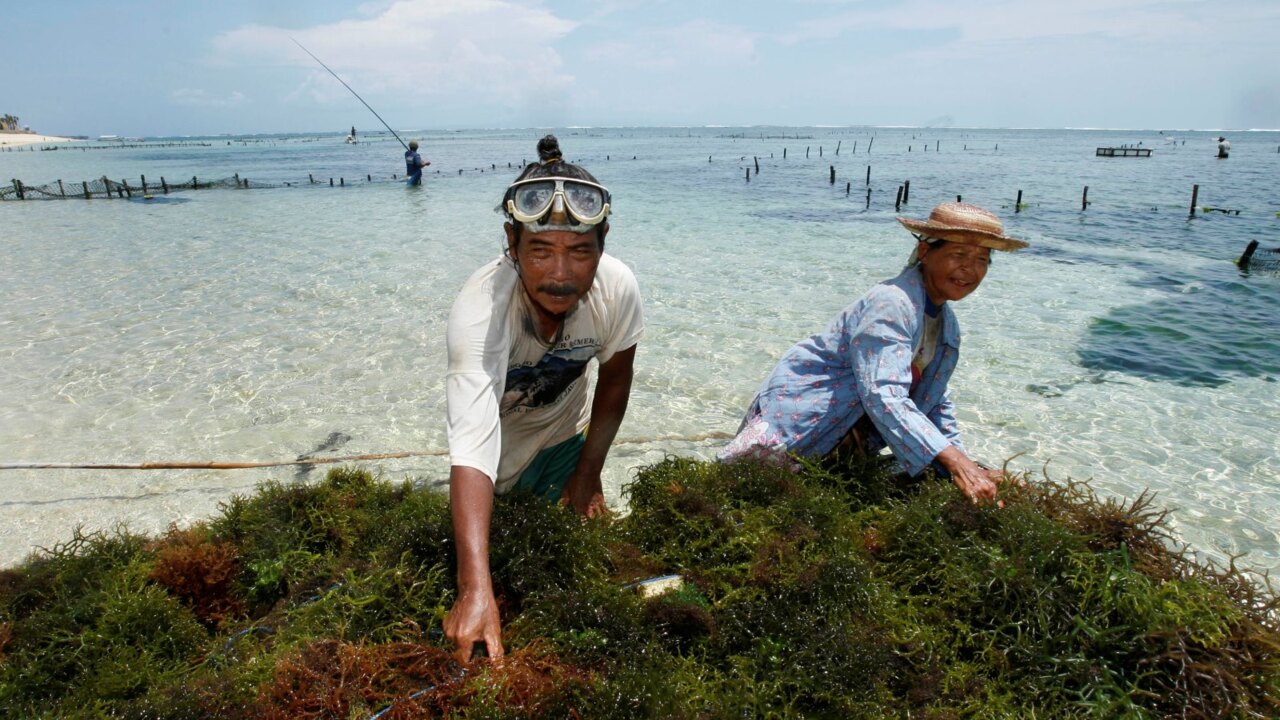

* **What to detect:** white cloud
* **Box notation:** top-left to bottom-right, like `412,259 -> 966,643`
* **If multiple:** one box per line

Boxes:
211,0 -> 577,109
585,19 -> 759,71
170,89 -> 248,108
780,0 -> 1260,46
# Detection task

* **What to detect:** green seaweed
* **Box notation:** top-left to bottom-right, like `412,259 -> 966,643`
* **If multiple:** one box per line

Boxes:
0,457 -> 1276,719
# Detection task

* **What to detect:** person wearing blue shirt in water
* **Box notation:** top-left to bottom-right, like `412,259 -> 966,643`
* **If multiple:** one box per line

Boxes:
719,202 -> 1028,504
405,139 -> 431,185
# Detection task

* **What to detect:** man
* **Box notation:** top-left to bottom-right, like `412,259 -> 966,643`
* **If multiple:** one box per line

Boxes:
1217,136 -> 1230,159
405,139 -> 430,185
442,135 -> 644,662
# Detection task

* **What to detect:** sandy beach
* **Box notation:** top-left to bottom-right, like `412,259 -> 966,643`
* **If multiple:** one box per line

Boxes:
0,132 -> 78,148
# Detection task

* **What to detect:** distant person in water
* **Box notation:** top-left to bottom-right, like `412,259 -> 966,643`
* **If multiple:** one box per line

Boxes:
719,202 -> 1027,504
442,135 -> 644,662
1217,136 -> 1230,159
405,139 -> 431,185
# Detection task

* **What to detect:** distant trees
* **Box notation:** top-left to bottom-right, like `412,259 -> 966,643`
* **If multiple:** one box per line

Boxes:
1,114 -> 22,131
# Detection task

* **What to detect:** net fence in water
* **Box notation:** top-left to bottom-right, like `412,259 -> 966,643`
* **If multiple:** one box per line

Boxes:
1,173 -> 403,200
1239,242 -> 1280,274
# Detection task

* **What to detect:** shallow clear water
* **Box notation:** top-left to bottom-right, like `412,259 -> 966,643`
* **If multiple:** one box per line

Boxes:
2,127 -> 1278,573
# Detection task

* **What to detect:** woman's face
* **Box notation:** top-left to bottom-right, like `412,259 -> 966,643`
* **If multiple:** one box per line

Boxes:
916,240 -> 991,304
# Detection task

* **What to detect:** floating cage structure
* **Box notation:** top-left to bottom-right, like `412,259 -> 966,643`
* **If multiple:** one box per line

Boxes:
1095,146 -> 1152,157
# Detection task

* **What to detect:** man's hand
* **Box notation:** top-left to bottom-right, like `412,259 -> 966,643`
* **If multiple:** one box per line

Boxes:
447,466 -> 505,663
560,470 -> 609,517
558,345 -> 636,519
443,588 -> 504,663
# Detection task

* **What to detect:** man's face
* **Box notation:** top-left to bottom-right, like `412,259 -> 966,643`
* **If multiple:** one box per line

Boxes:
506,224 -> 604,318
916,240 -> 991,304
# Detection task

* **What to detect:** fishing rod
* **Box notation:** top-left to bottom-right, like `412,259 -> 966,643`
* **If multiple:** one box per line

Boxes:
290,36 -> 409,151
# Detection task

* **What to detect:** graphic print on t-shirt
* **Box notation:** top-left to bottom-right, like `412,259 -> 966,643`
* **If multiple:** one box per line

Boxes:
501,344 -> 598,415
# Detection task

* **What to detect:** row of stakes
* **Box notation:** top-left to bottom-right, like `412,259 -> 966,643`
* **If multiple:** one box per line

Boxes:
9,157 -> 1232,218
5,171 -> 414,200
743,159 -> 1227,219
5,160 -> 544,200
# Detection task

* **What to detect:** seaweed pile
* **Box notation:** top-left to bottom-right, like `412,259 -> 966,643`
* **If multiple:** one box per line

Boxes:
1,458 -> 1277,718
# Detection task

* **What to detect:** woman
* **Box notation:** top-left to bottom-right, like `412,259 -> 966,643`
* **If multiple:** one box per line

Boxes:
719,202 -> 1027,503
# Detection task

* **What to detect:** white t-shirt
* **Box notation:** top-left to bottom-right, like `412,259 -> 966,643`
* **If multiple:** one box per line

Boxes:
445,252 -> 644,493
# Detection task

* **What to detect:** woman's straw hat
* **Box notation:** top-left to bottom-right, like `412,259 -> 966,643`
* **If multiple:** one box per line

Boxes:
897,202 -> 1028,251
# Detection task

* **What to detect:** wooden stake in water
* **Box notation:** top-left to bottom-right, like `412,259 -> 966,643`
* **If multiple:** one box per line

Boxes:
1189,184 -> 1199,218
1082,186 -> 1089,211
1237,240 -> 1259,267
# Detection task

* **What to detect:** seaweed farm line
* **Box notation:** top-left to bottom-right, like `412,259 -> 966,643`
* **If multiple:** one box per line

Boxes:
1,126 -> 1278,578
3,164 -> 534,200
2,173 -> 412,200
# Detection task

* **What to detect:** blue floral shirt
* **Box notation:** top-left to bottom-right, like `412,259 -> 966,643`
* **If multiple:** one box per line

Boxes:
721,267 -> 964,476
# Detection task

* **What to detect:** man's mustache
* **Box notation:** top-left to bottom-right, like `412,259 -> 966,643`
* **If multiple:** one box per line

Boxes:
537,283 -> 579,296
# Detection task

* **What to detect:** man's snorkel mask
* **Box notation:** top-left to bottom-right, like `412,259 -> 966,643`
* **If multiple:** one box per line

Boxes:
500,135 -> 611,236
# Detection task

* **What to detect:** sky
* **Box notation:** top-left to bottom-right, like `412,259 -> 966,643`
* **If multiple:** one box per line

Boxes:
4,0 -> 1278,136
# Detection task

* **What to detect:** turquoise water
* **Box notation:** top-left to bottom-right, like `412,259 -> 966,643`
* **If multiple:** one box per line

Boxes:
2,127 -> 1278,574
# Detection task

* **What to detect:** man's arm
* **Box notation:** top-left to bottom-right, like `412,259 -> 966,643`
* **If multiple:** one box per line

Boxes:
561,344 -> 637,517
442,465 -> 505,662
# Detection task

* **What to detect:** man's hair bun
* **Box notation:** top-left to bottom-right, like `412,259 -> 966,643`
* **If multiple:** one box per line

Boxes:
537,135 -> 563,163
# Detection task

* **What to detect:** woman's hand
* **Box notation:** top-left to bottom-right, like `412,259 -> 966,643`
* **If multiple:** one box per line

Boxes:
935,446 -> 999,504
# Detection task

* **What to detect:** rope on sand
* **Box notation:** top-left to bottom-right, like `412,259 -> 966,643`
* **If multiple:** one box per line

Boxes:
0,451 -> 439,471
0,432 -> 735,471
